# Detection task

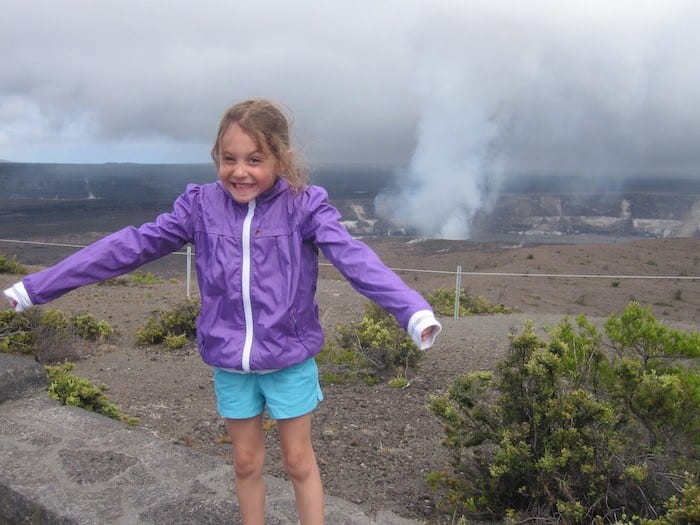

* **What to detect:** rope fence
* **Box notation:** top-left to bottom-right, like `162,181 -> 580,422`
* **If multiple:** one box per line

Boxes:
2,237 -> 698,319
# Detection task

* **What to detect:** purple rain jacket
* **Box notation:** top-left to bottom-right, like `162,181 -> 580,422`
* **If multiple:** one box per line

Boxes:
21,178 -> 437,371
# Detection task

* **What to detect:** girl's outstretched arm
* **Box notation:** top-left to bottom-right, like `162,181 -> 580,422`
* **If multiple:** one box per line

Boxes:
4,184 -> 199,309
300,186 -> 442,349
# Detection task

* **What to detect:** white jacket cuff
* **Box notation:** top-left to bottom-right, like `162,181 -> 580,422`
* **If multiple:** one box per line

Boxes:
407,309 -> 442,350
3,281 -> 34,312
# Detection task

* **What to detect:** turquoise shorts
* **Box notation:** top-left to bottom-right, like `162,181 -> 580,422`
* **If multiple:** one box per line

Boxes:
213,358 -> 324,420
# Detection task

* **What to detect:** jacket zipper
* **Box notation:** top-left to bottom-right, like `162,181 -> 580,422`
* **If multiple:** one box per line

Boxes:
240,199 -> 256,372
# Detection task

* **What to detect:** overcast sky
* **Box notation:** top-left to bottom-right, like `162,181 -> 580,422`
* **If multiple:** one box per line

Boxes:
2,0 -> 700,179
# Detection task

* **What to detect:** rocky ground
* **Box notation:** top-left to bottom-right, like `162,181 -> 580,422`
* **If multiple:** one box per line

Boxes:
1,237 -> 698,523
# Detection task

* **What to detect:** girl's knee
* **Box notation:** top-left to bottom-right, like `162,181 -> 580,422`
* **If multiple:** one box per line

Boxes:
282,447 -> 317,482
233,448 -> 265,480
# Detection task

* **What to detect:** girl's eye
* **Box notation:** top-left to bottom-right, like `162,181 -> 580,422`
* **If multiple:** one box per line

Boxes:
250,157 -> 261,164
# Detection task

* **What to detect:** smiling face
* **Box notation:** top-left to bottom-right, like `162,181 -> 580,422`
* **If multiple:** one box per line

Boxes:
217,123 -> 277,203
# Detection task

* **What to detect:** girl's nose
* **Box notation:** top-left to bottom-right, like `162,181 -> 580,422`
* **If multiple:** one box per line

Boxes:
231,163 -> 246,177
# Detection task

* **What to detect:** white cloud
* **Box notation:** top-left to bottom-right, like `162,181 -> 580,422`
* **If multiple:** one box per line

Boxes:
373,0 -> 700,238
0,0 -> 698,177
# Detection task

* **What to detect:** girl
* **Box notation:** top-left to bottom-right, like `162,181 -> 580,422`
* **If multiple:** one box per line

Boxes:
4,98 -> 442,524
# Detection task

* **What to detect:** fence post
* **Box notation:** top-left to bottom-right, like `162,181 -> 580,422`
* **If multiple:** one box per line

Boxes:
454,265 -> 462,320
186,245 -> 192,299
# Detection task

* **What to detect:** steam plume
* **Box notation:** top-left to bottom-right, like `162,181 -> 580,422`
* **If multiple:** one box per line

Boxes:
375,3 -> 700,240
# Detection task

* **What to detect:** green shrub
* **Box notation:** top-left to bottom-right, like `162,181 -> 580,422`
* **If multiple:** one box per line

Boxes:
134,317 -> 166,345
45,362 -> 138,425
428,302 -> 699,524
426,288 -> 513,317
40,309 -> 70,330
0,309 -> 114,356
135,299 -> 199,347
317,302 -> 421,383
161,300 -> 198,336
41,309 -> 114,341
164,333 -> 188,349
317,340 -> 377,384
0,252 -> 28,275
69,313 -> 114,340
0,309 -> 36,354
640,479 -> 700,524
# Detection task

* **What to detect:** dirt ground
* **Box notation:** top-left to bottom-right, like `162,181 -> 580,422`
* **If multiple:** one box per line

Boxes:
1,237 -> 698,523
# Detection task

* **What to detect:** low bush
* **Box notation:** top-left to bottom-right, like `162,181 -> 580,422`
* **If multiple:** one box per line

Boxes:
426,287 -> 513,317
0,251 -> 28,275
317,302 -> 421,384
69,313 -> 114,340
0,308 -> 114,357
164,332 -> 188,349
428,302 -> 699,524
45,362 -> 138,425
0,309 -> 35,354
135,299 -> 199,347
316,340 -> 375,384
639,480 -> 700,524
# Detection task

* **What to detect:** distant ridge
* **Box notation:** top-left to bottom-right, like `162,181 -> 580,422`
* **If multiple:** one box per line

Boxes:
1,161 -> 697,241
2,162 -> 699,202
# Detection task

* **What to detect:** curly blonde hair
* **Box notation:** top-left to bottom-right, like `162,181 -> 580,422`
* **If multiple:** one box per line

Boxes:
211,99 -> 308,190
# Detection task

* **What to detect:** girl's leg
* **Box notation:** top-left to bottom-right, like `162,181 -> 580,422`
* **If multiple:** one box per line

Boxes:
226,415 -> 266,525
277,413 -> 324,525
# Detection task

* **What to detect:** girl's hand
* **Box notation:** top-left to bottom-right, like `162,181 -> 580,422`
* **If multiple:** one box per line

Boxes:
409,312 -> 442,350
4,283 -> 33,312
421,325 -> 437,341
